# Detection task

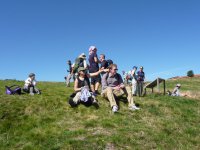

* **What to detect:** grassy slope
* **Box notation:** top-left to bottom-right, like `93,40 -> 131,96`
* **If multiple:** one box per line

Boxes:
0,79 -> 200,150
166,77 -> 200,98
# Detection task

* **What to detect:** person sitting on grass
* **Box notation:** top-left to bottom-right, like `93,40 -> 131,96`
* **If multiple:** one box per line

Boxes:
167,84 -> 182,96
69,67 -> 103,108
101,64 -> 140,113
23,73 -> 40,95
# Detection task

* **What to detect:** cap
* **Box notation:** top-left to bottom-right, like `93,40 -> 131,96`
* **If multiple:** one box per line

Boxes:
89,46 -> 97,51
133,66 -> 137,69
176,84 -> 181,87
78,67 -> 86,72
79,53 -> 86,59
29,73 -> 35,77
140,66 -> 143,69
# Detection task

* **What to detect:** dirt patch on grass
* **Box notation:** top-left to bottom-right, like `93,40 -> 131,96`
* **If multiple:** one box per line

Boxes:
88,127 -> 113,136
181,91 -> 200,99
86,114 -> 99,121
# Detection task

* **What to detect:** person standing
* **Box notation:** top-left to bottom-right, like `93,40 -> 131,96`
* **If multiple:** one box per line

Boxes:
131,66 -> 138,96
99,54 -> 109,76
137,66 -> 145,97
88,46 -> 101,95
66,60 -> 73,87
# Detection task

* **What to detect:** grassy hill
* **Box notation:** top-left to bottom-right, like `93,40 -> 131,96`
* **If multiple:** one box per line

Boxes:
0,78 -> 200,150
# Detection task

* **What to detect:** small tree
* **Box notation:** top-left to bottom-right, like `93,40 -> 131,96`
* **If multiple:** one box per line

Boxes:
187,70 -> 194,77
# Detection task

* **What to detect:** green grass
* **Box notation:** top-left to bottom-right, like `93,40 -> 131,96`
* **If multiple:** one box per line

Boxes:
146,77 -> 200,99
0,79 -> 200,149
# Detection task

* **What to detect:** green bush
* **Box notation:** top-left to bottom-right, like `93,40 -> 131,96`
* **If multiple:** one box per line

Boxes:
187,70 -> 194,77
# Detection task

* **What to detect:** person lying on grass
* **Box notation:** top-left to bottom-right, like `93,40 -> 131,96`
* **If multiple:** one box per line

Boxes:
69,67 -> 104,108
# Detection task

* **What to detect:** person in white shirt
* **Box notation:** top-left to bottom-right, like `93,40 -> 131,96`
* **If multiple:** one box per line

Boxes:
167,84 -> 181,96
131,66 -> 138,96
23,73 -> 40,95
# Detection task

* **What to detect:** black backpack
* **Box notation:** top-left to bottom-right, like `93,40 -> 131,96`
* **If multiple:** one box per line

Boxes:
106,59 -> 113,68
5,85 -> 21,95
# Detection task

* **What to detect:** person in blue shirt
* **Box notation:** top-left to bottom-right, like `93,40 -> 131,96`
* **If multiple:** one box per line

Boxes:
88,46 -> 101,95
137,66 -> 145,97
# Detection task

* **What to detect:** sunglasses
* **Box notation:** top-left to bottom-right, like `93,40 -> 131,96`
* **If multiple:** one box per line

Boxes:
114,69 -> 118,71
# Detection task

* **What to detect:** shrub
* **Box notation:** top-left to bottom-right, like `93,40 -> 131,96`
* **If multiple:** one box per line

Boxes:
187,70 -> 194,77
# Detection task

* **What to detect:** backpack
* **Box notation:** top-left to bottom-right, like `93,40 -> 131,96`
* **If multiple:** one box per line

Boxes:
106,59 -> 113,68
105,72 -> 121,83
126,74 -> 132,80
5,85 -> 21,95
73,58 -> 84,73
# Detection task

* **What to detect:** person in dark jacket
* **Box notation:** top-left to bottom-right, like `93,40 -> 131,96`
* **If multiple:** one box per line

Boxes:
88,46 -> 101,95
137,66 -> 145,97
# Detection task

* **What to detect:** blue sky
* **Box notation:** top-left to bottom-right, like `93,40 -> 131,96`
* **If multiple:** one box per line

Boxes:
0,0 -> 199,81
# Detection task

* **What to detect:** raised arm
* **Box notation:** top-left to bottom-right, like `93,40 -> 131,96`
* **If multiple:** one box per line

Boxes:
94,56 -> 99,63
89,68 -> 104,77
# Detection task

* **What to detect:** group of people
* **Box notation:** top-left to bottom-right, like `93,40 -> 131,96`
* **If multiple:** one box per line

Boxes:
66,46 -> 140,112
20,45 -> 183,113
123,66 -> 145,97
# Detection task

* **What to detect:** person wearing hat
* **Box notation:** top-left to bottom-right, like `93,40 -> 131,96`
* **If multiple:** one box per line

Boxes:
131,66 -> 138,96
65,60 -> 73,87
23,73 -> 40,95
69,67 -> 104,107
88,46 -> 101,95
72,53 -> 87,74
170,84 -> 181,96
137,66 -> 145,97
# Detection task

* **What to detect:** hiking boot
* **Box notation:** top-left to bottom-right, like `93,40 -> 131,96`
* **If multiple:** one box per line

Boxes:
112,105 -> 118,113
69,98 -> 78,107
129,105 -> 140,111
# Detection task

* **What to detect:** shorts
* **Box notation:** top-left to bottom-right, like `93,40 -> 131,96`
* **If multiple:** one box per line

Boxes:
91,75 -> 101,85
